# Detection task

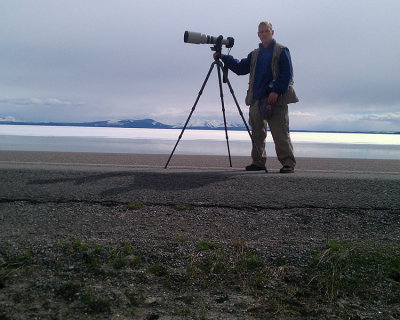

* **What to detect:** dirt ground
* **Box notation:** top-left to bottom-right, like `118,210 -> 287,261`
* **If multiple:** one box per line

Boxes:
1,200 -> 399,319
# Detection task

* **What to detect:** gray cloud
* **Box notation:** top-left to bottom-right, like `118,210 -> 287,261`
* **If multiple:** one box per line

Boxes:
361,112 -> 400,122
0,98 -> 83,106
0,0 -> 399,131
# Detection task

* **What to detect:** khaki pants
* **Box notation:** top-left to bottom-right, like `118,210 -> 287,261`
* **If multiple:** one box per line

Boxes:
248,101 -> 296,168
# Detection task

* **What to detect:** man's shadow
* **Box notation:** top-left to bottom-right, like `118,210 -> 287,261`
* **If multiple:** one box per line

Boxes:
28,170 -> 238,197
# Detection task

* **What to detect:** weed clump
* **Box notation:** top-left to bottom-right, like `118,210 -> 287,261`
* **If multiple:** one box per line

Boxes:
0,246 -> 33,284
187,239 -> 270,293
109,242 -> 138,270
148,264 -> 169,277
175,204 -> 192,211
57,280 -> 81,301
175,236 -> 190,243
127,202 -> 145,210
307,241 -> 400,302
196,240 -> 219,251
83,288 -> 112,313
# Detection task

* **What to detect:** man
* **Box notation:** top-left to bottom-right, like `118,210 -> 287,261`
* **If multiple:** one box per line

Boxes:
215,21 -> 298,173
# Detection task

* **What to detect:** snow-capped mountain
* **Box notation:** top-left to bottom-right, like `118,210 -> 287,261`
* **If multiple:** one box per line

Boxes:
84,119 -> 173,128
0,117 -> 246,130
1,117 -> 398,134
175,119 -> 246,130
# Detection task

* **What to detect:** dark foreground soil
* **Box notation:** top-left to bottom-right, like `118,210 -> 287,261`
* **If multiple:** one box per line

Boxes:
1,201 -> 399,319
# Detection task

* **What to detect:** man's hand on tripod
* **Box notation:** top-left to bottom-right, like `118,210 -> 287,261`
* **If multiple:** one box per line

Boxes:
213,52 -> 224,60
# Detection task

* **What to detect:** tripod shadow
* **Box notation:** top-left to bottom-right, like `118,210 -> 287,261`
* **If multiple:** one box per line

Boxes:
100,171 -> 235,197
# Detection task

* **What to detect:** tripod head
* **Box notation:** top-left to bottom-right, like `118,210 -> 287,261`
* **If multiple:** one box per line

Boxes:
211,36 -> 229,82
211,35 -> 234,57
211,35 -> 224,54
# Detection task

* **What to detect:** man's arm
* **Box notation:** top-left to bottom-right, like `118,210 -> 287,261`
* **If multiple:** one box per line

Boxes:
268,48 -> 293,104
273,49 -> 293,93
214,52 -> 252,76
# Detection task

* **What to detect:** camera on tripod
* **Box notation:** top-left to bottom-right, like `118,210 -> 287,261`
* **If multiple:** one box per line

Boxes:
184,31 -> 234,49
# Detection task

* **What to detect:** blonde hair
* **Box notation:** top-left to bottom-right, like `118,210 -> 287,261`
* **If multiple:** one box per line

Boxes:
258,21 -> 273,30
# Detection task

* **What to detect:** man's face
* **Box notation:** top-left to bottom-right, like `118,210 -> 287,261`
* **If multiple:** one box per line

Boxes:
258,24 -> 274,46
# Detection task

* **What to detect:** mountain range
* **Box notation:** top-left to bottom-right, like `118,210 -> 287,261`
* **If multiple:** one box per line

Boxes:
0,118 -> 398,134
0,118 -> 247,130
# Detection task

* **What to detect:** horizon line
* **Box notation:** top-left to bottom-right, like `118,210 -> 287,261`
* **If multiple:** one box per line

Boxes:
0,119 -> 398,135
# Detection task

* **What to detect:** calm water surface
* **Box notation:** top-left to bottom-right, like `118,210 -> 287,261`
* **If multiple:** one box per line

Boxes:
0,125 -> 399,160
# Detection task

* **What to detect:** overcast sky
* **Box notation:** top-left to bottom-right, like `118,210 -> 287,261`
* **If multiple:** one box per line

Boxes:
1,0 -> 399,132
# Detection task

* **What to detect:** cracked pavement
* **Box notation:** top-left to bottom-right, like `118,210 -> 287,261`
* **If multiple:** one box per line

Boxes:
0,151 -> 399,211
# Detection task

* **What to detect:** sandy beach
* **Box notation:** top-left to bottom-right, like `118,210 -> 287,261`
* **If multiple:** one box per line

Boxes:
1,151 -> 399,319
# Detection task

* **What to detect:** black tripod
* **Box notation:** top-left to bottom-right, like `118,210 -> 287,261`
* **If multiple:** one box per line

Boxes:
165,37 -> 266,173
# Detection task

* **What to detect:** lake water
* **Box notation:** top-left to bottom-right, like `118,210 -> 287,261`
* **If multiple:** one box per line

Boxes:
0,125 -> 399,160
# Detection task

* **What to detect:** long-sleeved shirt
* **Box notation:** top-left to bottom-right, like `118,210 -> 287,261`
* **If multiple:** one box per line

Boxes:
221,40 -> 293,100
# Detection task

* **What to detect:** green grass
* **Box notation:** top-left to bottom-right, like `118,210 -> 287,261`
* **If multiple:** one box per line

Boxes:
69,238 -> 88,253
58,280 -> 81,300
124,289 -> 139,307
236,252 -> 265,271
108,243 -> 137,269
83,288 -> 112,313
307,241 -> 400,301
63,240 -> 141,271
196,240 -> 219,251
175,236 -> 190,243
2,238 -> 399,318
174,204 -> 192,211
148,263 -> 169,277
65,239 -> 103,269
186,239 -> 270,292
127,202 -> 145,210
0,247 -> 33,282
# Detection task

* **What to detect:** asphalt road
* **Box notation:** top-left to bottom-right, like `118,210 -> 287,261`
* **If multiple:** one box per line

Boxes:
0,151 -> 399,211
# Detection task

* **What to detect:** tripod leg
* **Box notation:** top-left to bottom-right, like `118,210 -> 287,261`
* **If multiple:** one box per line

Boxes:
224,75 -> 268,173
165,62 -> 217,168
216,62 -> 232,167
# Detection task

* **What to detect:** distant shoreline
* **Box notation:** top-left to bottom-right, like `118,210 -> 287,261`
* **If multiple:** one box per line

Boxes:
0,120 -> 398,135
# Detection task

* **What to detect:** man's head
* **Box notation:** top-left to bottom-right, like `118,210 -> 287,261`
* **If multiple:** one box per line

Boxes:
258,21 -> 274,47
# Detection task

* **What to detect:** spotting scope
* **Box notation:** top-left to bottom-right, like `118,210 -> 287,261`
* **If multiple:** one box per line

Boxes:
184,31 -> 234,48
